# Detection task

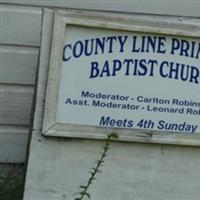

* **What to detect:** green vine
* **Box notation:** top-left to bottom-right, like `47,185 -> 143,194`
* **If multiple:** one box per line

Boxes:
74,133 -> 118,200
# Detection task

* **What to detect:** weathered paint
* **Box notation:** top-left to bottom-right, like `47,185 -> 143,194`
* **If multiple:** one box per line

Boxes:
0,2 -> 200,199
4,0 -> 200,17
24,135 -> 200,200
23,10 -> 200,200
0,4 -> 40,162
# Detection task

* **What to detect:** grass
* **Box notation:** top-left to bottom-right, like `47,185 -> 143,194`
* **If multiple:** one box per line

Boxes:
0,164 -> 24,200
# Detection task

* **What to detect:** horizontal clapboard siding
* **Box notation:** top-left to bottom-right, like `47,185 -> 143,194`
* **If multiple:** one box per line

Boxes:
0,5 -> 41,46
0,125 -> 29,163
3,0 -> 200,17
0,45 -> 39,85
0,4 -> 41,163
0,0 -> 200,165
0,85 -> 34,126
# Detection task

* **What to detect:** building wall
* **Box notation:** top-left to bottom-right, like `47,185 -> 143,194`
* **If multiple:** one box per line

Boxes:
3,0 -> 200,17
0,4 -> 41,163
1,0 -> 200,164
1,1 -> 200,199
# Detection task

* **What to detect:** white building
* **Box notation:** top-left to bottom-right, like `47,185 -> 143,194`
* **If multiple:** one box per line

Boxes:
1,1 -> 200,199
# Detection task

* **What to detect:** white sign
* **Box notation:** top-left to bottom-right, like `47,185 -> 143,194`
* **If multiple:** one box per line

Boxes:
42,11 -> 200,145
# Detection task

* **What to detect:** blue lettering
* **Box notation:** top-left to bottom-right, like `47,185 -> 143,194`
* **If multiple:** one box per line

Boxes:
159,61 -> 169,78
100,60 -> 111,77
63,44 -> 72,62
138,59 -> 147,76
190,66 -> 199,84
99,116 -> 111,126
180,64 -> 189,81
171,38 -> 180,55
124,59 -> 134,76
112,60 -> 122,76
73,41 -> 84,58
157,120 -> 165,130
89,61 -> 99,78
180,39 -> 190,57
146,36 -> 156,53
157,37 -> 166,54
106,36 -> 117,53
84,39 -> 94,56
118,35 -> 128,52
99,116 -> 134,128
168,62 -> 179,80
148,60 -> 157,76
132,36 -> 140,52
141,36 -> 146,52
94,37 -> 106,55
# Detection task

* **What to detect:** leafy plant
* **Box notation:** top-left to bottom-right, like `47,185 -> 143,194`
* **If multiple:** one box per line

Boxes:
74,133 -> 118,200
0,165 -> 24,200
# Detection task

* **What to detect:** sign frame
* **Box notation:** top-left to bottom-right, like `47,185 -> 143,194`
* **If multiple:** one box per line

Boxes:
41,9 -> 200,146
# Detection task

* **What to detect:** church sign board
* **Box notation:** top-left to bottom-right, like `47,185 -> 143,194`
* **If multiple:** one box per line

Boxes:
41,10 -> 200,145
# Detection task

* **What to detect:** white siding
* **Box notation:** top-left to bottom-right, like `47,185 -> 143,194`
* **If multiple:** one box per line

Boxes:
0,4 -> 41,163
0,5 -> 200,200
0,85 -> 34,125
1,0 -> 200,164
0,5 -> 41,46
3,0 -> 200,17
0,85 -> 34,162
0,126 -> 29,163
0,45 -> 38,85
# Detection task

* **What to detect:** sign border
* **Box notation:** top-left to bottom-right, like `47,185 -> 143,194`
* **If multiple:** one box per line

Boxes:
41,9 -> 200,146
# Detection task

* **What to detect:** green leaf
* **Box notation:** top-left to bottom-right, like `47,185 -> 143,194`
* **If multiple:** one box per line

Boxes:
109,132 -> 119,139
85,192 -> 91,199
79,185 -> 87,189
